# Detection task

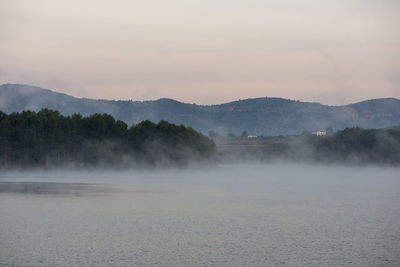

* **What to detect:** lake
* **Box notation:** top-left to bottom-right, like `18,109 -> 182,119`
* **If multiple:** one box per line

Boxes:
1,164 -> 399,266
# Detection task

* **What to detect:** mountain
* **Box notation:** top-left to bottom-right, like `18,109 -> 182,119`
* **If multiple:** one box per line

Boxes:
1,83 -> 400,136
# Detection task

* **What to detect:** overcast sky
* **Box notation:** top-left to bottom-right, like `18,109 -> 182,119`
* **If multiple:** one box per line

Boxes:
0,0 -> 399,105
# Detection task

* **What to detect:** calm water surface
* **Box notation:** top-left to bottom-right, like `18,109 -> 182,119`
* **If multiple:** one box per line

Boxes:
0,164 -> 399,266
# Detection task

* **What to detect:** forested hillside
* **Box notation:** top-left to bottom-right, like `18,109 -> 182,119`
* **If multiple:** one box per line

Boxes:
1,84 -> 399,136
214,127 -> 400,165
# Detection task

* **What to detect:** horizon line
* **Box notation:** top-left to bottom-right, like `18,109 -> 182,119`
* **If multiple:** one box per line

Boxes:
1,82 -> 399,107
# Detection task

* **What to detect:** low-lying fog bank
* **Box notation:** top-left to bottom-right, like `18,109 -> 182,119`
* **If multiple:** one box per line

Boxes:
214,127 -> 400,166
2,110 -> 399,170
0,163 -> 398,187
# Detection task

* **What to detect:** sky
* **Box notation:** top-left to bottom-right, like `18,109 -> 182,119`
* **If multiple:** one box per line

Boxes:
0,0 -> 399,105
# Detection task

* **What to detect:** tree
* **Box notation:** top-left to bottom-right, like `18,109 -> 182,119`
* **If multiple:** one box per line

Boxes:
326,126 -> 334,136
227,133 -> 236,138
0,109 -> 216,168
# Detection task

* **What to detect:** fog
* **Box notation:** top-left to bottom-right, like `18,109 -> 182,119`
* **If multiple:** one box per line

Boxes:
213,127 -> 400,167
1,163 -> 399,266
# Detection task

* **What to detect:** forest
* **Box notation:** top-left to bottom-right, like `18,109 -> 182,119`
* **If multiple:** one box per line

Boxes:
0,109 -> 216,168
1,109 -> 399,169
213,127 -> 400,165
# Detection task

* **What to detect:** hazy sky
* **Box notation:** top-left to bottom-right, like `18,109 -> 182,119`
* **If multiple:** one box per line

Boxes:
1,0 -> 399,105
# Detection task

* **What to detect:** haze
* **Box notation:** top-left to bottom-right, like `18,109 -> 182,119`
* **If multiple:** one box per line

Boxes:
1,164 -> 400,266
0,0 -> 399,104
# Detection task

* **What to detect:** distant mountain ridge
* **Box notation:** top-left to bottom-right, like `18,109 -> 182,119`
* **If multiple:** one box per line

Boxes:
1,83 -> 399,136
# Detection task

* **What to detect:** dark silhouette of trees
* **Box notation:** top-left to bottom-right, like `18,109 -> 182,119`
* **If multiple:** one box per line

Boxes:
1,109 -> 398,168
0,109 -> 216,168
314,127 -> 400,164
214,126 -> 400,165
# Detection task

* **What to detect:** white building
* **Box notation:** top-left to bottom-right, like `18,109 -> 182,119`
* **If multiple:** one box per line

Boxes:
312,130 -> 327,136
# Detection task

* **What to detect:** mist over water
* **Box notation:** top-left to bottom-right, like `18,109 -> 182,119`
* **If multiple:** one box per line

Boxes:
1,164 -> 399,266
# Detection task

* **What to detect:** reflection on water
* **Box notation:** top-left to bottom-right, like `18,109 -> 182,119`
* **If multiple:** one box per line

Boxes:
0,164 -> 399,266
0,182 -> 112,196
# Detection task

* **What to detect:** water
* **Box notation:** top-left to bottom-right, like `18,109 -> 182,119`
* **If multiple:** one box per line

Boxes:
0,164 -> 399,266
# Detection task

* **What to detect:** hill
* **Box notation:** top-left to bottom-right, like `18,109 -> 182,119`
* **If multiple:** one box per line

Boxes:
1,83 -> 399,136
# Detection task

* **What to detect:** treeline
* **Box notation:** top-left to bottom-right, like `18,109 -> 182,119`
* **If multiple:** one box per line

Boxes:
312,127 -> 400,164
0,109 -> 216,168
214,127 -> 400,165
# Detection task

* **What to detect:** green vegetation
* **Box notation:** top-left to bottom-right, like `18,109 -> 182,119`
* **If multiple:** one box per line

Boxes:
0,109 -> 216,168
213,127 -> 400,165
314,127 -> 400,164
1,108 -> 398,168
2,84 -> 400,137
